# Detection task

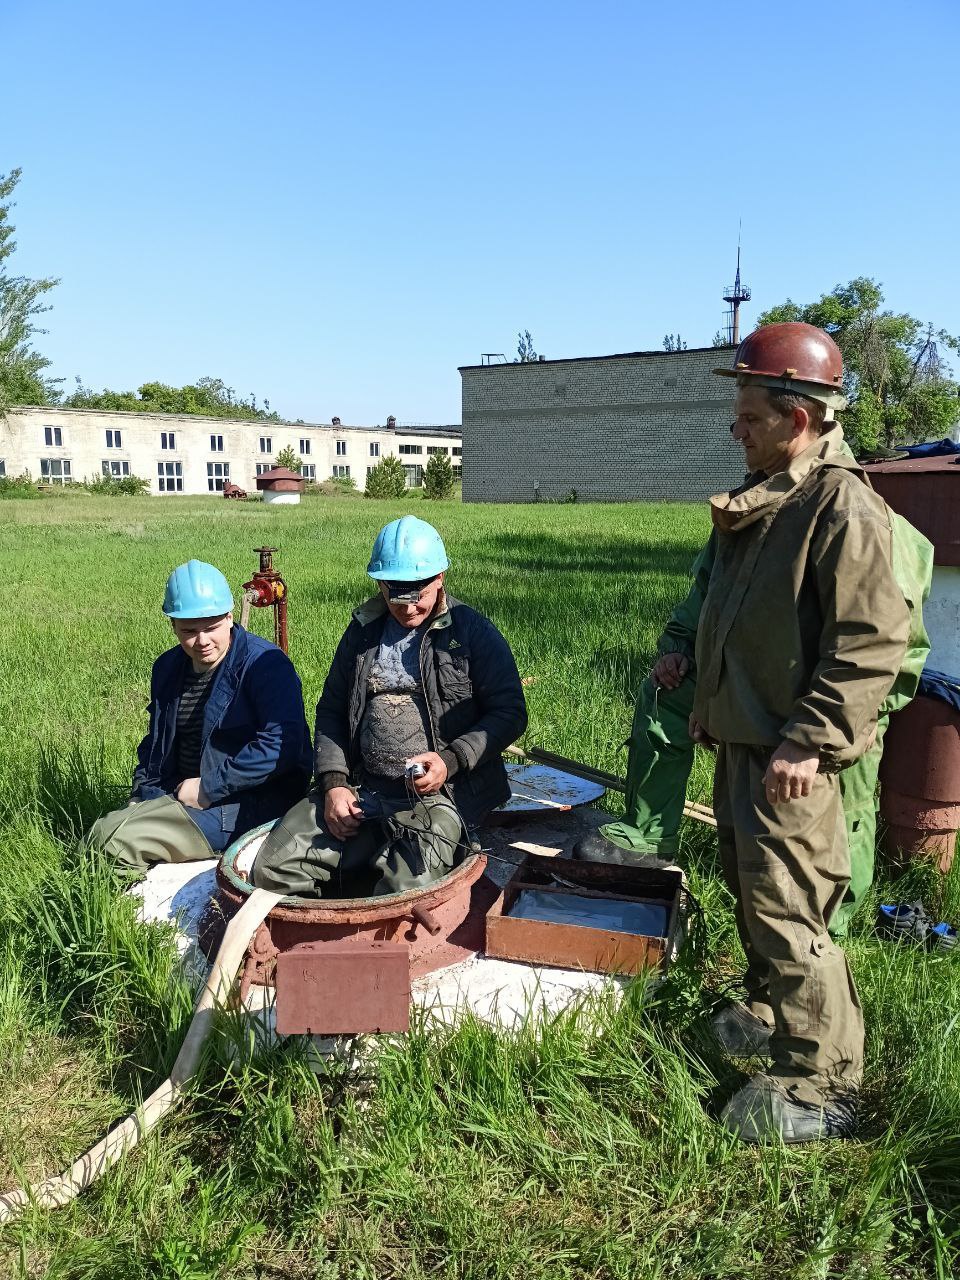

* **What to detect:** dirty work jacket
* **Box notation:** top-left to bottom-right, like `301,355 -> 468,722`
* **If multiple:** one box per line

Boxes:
659,506 -> 932,722
131,624 -> 312,843
314,594 -> 528,827
693,426 -> 911,768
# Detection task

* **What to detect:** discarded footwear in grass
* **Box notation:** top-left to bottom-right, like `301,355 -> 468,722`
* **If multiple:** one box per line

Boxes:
877,901 -> 932,944
877,902 -> 957,951
929,921 -> 958,952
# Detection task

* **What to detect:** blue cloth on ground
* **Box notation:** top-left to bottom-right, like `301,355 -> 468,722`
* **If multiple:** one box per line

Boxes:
899,439 -> 960,459
917,668 -> 960,714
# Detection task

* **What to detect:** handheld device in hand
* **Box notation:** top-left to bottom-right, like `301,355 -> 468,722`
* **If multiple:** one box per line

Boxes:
404,760 -> 426,779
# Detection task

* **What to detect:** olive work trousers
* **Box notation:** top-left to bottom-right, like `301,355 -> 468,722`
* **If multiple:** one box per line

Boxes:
251,790 -> 466,898
87,795 -> 215,873
714,741 -> 864,1103
599,674 -> 886,935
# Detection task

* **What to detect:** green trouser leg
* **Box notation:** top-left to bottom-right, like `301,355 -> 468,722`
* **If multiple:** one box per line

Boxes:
252,790 -> 466,898
600,674 -> 696,856
599,674 -> 884,935
831,717 -> 887,936
87,794 -> 215,875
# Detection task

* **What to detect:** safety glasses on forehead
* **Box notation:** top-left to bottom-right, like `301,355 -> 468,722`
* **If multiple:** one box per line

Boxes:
382,577 -> 437,603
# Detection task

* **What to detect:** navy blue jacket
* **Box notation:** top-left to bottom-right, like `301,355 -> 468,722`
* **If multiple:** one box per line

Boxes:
132,624 -> 312,849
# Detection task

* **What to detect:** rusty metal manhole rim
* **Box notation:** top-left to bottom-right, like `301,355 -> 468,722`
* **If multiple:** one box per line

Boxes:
219,821 -> 487,922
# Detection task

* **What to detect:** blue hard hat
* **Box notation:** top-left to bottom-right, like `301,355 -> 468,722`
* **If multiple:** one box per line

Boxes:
367,516 -> 449,581
163,560 -> 234,619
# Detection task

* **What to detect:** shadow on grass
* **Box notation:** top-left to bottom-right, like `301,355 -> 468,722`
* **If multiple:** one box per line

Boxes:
466,529 -> 703,579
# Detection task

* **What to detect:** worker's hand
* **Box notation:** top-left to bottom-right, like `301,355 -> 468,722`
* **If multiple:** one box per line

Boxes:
405,752 -> 448,795
688,715 -> 717,751
325,787 -> 363,840
176,777 -> 209,810
762,740 -> 820,804
653,652 -> 690,690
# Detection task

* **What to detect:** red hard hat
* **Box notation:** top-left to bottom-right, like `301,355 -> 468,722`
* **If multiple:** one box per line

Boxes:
715,322 -> 844,397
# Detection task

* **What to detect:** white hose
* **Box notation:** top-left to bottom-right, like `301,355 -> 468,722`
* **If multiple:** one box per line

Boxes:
0,887 -> 284,1223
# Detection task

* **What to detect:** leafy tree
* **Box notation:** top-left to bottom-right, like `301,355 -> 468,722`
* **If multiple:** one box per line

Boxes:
712,330 -> 730,347
365,455 -> 406,499
64,375 -> 281,421
423,450 -> 455,500
757,278 -> 960,453
274,445 -> 302,472
0,168 -> 61,411
662,334 -> 687,352
514,330 -> 540,362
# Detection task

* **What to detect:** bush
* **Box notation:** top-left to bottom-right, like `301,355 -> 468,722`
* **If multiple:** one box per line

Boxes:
330,472 -> 357,492
423,451 -> 455,500
274,445 -> 302,472
86,473 -> 151,496
365,455 -> 407,499
0,473 -> 42,499
304,479 -> 363,499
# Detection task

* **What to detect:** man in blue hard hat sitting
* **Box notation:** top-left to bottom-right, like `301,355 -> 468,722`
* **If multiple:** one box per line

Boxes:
88,560 -> 312,873
252,516 -> 527,897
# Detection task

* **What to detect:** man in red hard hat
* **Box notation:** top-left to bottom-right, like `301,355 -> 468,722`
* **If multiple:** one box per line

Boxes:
691,323 -> 910,1142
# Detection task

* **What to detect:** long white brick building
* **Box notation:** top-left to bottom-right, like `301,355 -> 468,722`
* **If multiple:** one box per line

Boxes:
459,346 -> 743,502
0,407 -> 461,495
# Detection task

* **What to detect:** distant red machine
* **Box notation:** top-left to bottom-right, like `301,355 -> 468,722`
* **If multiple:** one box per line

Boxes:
222,480 -> 247,499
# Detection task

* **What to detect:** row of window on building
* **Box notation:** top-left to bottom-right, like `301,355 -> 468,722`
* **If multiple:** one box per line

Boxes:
0,457 -> 461,488
41,426 -> 460,459
30,424 -> 461,491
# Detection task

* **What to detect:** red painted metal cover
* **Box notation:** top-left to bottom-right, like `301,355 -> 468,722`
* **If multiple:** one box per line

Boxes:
274,940 -> 411,1035
863,457 -> 960,566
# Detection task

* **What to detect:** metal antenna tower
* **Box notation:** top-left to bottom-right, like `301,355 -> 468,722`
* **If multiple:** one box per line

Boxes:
722,231 -> 751,345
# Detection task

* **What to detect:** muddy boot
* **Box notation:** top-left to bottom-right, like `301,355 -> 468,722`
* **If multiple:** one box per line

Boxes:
710,1003 -> 773,1057
570,831 -> 676,871
721,1074 -> 858,1144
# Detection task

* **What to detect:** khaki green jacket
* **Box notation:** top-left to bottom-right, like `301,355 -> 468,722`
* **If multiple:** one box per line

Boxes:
692,426 -> 912,767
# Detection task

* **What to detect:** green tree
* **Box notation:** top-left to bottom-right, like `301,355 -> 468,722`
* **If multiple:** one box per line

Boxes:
423,450 -> 455,500
0,168 -> 61,411
64,375 -> 282,421
662,334 -> 687,352
757,278 -> 960,453
364,455 -> 406,499
514,330 -> 540,362
274,445 -> 302,472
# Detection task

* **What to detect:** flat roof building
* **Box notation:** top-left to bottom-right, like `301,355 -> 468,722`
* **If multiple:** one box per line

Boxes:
0,407 -> 462,495
459,346 -> 743,502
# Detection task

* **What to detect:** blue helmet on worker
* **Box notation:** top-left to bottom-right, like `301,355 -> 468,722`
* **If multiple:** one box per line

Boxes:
367,516 -> 449,582
163,560 -> 234,619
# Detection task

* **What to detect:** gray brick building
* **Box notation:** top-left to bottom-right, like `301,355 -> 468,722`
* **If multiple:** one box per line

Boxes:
459,345 -> 744,502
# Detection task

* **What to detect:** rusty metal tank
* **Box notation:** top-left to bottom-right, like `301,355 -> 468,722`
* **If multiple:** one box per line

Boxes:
864,452 -> 960,870
198,823 -> 495,997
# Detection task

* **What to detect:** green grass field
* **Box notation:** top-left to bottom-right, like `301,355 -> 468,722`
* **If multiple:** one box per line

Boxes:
1,493 -> 958,1279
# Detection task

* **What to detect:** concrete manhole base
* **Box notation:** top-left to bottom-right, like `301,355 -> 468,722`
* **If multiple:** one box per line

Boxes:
132,807 -> 630,1035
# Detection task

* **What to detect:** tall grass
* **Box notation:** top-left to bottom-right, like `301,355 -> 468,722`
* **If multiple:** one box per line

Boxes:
0,494 -> 957,1278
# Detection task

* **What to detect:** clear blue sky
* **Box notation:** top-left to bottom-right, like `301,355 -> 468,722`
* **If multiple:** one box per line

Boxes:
7,0 -> 959,425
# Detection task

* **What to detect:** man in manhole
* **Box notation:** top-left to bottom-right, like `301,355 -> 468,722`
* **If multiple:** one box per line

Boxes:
88,560 -> 312,872
252,516 -> 527,897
